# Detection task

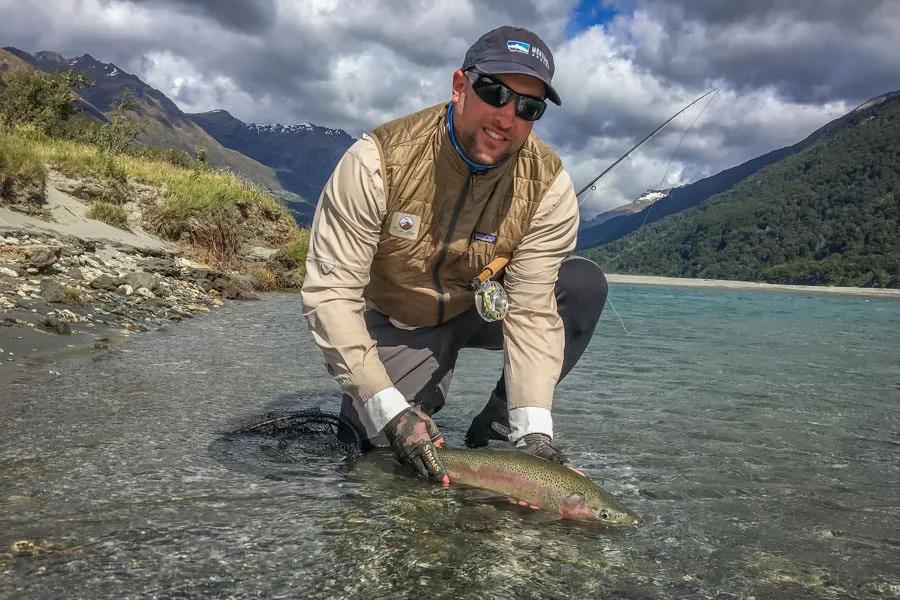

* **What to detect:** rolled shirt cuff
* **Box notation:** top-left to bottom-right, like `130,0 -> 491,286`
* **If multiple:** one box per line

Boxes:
358,386 -> 410,439
508,406 -> 554,443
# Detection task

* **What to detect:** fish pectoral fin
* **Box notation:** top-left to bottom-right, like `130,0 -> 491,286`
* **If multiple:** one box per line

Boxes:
561,493 -> 586,506
558,493 -> 597,520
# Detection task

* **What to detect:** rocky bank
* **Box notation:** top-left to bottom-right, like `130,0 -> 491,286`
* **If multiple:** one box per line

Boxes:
0,169 -> 301,383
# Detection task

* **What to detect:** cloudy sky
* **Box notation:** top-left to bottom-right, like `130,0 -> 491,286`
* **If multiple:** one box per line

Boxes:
2,0 -> 898,216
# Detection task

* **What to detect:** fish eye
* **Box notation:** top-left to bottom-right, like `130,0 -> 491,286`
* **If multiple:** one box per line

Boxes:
600,510 -> 610,520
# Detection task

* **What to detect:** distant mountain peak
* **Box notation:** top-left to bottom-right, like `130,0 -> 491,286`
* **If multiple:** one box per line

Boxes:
246,121 -> 347,137
71,53 -> 100,64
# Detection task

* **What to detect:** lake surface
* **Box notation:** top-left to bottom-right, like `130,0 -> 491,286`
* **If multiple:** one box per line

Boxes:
2,286 -> 899,599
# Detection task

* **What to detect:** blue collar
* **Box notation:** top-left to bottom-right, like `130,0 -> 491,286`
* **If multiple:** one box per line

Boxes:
446,102 -> 492,173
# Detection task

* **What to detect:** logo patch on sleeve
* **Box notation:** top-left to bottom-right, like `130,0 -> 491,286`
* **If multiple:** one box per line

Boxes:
389,212 -> 421,240
472,231 -> 497,244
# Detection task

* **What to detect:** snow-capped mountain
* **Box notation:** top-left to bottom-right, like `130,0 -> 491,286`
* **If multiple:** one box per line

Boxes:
188,109 -> 355,222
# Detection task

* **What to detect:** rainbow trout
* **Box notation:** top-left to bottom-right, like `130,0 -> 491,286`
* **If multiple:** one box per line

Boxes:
437,447 -> 640,525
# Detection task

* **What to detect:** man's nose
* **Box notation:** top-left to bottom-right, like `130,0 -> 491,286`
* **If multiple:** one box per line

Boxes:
493,99 -> 516,129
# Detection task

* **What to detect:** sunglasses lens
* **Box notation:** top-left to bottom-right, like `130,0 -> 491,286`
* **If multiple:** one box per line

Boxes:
472,79 -> 510,107
516,97 -> 546,121
470,75 -> 546,121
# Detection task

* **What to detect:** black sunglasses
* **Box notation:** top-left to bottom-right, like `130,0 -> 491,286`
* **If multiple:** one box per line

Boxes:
465,71 -> 547,122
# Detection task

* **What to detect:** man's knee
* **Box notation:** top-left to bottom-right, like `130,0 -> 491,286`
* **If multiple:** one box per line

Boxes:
557,256 -> 608,316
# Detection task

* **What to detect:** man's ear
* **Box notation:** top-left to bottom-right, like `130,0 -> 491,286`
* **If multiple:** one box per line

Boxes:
451,69 -> 467,104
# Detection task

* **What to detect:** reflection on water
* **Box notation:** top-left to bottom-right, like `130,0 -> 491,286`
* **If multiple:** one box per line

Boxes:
1,290 -> 899,598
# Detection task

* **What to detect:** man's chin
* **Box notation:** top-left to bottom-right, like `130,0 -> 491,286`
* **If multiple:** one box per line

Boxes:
473,148 -> 511,166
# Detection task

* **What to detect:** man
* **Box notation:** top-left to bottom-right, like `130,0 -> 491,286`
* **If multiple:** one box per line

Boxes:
301,26 -> 608,485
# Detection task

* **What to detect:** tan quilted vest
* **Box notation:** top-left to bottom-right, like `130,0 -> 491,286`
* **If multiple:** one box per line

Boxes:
366,103 -> 562,326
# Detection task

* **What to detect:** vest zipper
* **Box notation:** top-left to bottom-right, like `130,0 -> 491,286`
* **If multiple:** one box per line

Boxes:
432,173 -> 475,324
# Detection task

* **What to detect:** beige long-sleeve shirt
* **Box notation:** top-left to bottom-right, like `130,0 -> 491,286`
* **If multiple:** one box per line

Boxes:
301,134 -> 579,439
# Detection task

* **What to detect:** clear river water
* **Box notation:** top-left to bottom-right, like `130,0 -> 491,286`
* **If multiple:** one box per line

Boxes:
1,285 -> 898,599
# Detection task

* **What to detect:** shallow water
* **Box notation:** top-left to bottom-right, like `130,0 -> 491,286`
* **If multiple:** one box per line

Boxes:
1,287 -> 899,599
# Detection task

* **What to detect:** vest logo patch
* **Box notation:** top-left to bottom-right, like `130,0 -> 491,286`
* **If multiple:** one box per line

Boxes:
389,212 -> 421,240
473,232 -> 497,244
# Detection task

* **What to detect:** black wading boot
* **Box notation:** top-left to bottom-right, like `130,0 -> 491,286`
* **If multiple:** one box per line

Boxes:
464,387 -> 511,447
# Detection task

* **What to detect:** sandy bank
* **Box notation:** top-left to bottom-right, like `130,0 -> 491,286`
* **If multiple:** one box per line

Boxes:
606,273 -> 900,299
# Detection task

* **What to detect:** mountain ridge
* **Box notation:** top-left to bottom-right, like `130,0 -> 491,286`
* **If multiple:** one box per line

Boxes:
187,108 -> 355,224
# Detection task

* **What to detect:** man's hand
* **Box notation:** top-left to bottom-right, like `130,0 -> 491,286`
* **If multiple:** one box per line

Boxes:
514,433 -> 584,476
384,407 -> 449,484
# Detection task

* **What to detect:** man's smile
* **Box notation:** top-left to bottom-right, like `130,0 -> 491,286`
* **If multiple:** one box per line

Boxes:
484,127 -> 508,142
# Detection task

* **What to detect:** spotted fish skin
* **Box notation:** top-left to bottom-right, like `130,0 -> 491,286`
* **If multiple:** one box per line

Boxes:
437,447 -> 640,525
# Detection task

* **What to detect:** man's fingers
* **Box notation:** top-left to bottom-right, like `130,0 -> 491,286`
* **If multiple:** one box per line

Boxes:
433,436 -> 446,448
506,496 -> 541,510
409,446 -> 447,482
410,456 -> 430,479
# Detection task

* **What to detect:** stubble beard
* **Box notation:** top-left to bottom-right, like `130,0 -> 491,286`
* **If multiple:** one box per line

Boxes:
457,128 -> 516,166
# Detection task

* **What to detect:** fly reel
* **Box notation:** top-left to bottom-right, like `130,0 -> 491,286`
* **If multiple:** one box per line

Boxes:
470,256 -> 511,322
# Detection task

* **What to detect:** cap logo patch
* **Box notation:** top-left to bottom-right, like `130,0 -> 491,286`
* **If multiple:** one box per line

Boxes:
507,40 -> 530,54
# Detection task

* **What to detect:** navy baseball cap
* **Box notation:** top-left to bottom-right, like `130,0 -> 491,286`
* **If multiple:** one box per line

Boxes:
462,26 -> 561,106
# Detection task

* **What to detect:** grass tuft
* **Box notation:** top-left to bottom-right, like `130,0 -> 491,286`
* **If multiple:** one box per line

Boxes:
86,201 -> 129,230
0,132 -> 47,204
248,266 -> 278,291
280,229 -> 310,267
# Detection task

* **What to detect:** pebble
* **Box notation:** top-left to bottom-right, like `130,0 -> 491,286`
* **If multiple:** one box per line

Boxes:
0,267 -> 19,278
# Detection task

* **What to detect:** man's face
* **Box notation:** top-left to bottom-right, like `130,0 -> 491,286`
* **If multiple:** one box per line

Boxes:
450,69 -> 545,165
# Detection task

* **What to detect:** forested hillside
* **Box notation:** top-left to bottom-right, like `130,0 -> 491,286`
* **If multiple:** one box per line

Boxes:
582,91 -> 900,288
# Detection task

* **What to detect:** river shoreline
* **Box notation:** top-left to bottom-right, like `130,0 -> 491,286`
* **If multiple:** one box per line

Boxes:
606,273 -> 900,299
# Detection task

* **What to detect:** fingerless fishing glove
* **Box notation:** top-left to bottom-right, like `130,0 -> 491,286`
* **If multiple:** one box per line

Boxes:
384,407 -> 448,481
515,432 -> 570,465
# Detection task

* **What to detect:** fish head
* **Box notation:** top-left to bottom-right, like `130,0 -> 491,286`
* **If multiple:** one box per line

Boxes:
559,491 -> 641,526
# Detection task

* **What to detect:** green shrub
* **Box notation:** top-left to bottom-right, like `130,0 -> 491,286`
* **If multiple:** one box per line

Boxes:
0,68 -> 89,135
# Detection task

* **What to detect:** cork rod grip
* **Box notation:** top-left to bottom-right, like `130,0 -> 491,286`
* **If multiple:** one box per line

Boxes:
470,257 -> 510,290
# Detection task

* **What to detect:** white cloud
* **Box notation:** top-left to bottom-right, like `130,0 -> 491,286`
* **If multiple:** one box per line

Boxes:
0,0 -> 896,219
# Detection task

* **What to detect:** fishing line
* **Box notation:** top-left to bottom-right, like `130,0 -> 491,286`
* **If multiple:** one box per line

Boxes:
605,297 -> 630,335
575,88 -> 719,206
576,89 -> 720,335
601,88 -> 720,269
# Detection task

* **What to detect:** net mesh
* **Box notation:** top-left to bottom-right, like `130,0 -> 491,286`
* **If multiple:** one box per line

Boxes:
227,407 -> 363,461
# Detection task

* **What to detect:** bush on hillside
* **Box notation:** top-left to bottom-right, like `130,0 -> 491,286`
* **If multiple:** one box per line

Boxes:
0,68 -> 90,135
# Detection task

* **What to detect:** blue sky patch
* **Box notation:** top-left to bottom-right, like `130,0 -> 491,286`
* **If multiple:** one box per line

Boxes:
567,0 -> 619,37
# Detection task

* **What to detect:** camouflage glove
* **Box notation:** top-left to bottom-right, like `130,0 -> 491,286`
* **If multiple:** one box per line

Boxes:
514,433 -> 570,465
384,407 -> 448,483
